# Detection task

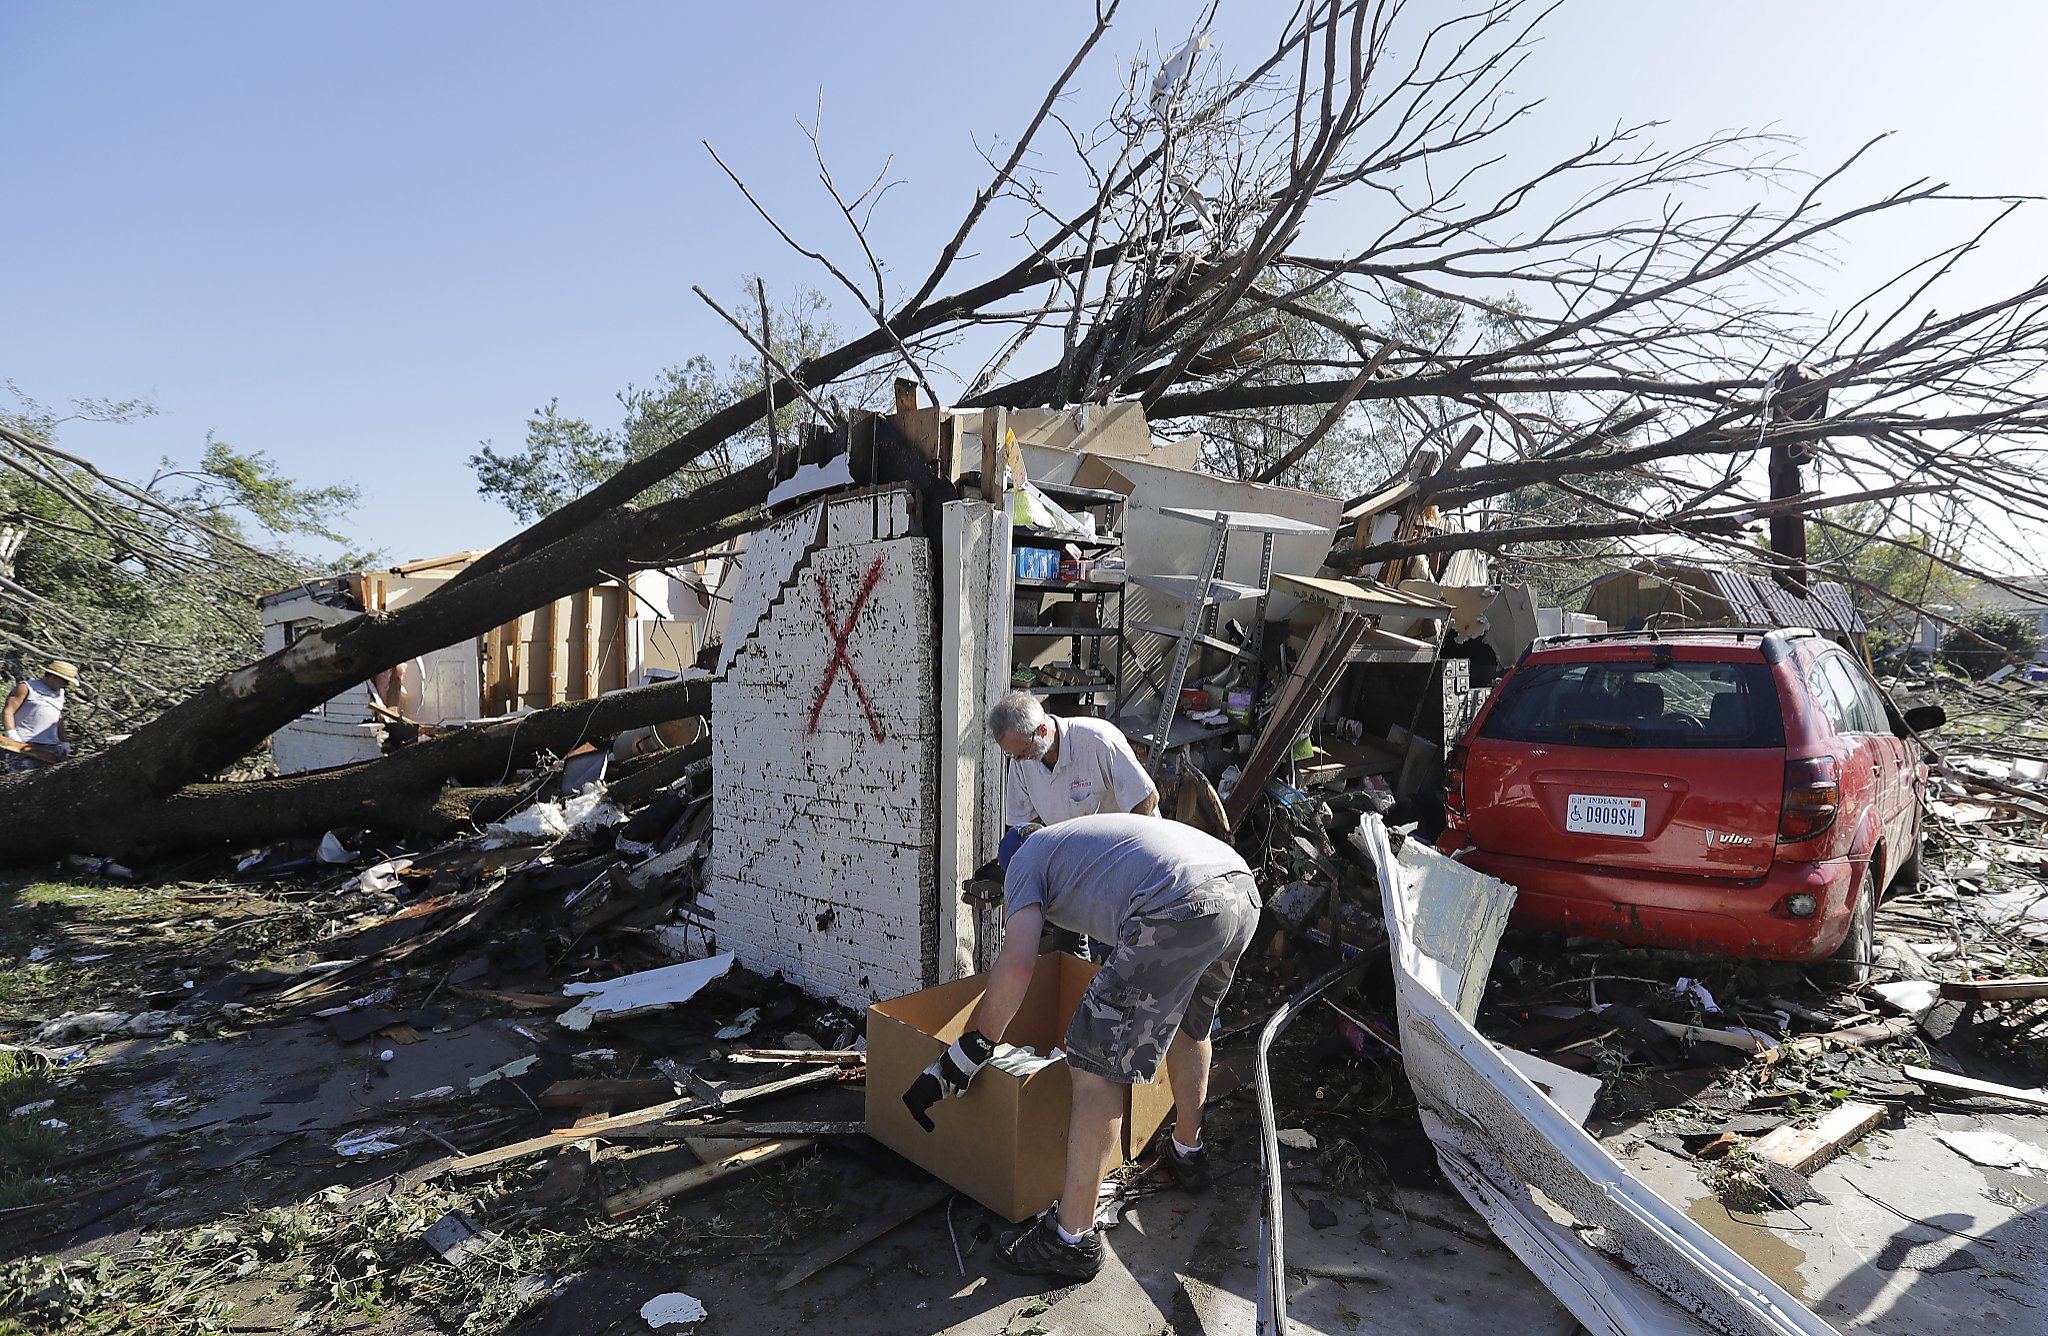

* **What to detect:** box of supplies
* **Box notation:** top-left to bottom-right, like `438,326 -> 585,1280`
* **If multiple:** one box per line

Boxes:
864,953 -> 1177,1221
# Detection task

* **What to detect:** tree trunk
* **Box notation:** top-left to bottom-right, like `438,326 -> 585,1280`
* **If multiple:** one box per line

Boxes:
2,679 -> 710,861
0,455 -> 758,855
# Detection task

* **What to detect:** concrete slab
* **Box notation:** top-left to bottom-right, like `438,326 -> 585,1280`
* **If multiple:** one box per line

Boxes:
1605,1110 -> 2048,1333
689,1173 -> 1578,1336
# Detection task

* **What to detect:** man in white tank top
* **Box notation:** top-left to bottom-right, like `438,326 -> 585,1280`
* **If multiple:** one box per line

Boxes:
4,660 -> 78,769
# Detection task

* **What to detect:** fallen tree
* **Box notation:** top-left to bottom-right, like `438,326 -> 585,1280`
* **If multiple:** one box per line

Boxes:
9,0 -> 2048,859
47,677 -> 710,859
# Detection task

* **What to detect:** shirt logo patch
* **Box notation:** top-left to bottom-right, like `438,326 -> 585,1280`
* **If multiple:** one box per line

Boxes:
1069,777 -> 1096,806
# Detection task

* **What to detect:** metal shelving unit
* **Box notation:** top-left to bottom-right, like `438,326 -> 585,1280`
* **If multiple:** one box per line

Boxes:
1121,507 -> 1326,770
1009,482 -> 1128,714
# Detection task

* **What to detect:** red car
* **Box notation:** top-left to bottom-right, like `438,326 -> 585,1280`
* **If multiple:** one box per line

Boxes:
1437,628 -> 1944,976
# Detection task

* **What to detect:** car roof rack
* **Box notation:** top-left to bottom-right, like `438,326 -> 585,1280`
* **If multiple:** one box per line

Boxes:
1522,626 -> 1821,665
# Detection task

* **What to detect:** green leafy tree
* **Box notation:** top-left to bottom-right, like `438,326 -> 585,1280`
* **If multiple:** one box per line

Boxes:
1,387 -> 365,747
1811,502 -> 1971,656
471,285 -> 844,521
1941,610 -> 2042,679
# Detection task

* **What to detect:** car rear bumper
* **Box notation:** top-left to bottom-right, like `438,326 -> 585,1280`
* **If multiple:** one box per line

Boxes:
1433,837 -> 1860,960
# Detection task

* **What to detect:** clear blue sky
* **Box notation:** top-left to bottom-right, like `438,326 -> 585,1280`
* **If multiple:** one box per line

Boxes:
6,2 -> 2042,564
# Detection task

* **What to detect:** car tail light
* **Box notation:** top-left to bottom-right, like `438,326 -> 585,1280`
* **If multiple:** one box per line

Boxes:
1778,756 -> 1840,842
1444,745 -> 1469,829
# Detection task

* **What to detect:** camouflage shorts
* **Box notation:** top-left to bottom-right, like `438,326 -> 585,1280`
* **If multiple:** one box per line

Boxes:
1064,871 -> 1260,1084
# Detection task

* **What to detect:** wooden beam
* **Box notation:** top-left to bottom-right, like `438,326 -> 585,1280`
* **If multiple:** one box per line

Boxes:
1938,978 -> 2048,1002
1748,1100 -> 1885,1176
775,1179 -> 953,1291
979,407 -> 1006,495
603,1137 -> 816,1218
1764,1015 -> 1918,1064
1899,1064 -> 2048,1111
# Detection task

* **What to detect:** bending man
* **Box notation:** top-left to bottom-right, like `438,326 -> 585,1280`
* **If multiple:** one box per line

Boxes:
903,812 -> 1259,1281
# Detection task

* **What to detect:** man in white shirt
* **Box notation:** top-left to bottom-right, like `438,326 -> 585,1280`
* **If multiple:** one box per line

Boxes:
3,660 -> 77,771
989,690 -> 1157,828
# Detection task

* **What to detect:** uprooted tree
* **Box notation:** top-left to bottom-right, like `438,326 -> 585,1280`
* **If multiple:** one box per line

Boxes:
8,0 -> 2048,860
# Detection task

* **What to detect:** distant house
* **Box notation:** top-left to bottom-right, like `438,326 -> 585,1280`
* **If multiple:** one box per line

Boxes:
1581,559 -> 1867,653
257,551 -> 719,773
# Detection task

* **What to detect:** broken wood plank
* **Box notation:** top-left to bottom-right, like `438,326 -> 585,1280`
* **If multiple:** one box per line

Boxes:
1749,1101 -> 1886,1176
603,1137 -> 816,1219
534,1101 -> 613,1206
539,1078 -> 679,1108
723,1048 -> 864,1065
775,1179 -> 954,1291
540,1095 -> 703,1138
1765,1015 -> 1918,1064
678,1063 -> 852,1111
564,1118 -> 866,1142
452,987 -> 571,1010
1937,977 -> 2048,1003
1899,1064 -> 2048,1111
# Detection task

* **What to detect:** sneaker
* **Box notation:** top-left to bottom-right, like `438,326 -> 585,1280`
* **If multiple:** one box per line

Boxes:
999,1210 -> 1104,1282
1163,1142 -> 1213,1191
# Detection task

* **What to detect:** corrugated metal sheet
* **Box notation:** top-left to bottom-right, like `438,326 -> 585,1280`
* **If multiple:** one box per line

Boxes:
1708,569 -> 1865,633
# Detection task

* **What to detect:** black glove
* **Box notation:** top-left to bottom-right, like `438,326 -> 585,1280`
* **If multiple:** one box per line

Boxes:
903,1029 -> 996,1132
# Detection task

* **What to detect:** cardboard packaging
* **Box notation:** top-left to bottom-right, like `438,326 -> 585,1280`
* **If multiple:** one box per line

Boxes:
864,954 -> 1176,1222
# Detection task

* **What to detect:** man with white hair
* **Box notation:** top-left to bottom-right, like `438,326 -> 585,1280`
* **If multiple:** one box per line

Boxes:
987,690 -> 1157,829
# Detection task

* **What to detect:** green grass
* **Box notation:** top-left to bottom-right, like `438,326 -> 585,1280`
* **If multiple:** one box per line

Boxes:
0,1051 -> 64,1209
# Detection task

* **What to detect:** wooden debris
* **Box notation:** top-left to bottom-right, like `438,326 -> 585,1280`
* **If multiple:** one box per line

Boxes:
603,1137 -> 817,1218
1749,1101 -> 1886,1176
775,1179 -> 954,1291
452,987 -> 570,1010
1937,977 -> 2048,1003
1898,1064 -> 2048,1111
675,1064 -> 851,1110
534,1102 -> 613,1206
1763,1015 -> 1918,1064
569,1118 -> 866,1142
723,1048 -> 864,1065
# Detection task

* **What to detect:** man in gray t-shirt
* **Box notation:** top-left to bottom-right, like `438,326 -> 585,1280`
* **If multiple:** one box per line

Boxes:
900,813 -> 1260,1282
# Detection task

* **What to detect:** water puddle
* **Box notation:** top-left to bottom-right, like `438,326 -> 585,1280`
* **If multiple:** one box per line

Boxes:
1683,1193 -> 1814,1300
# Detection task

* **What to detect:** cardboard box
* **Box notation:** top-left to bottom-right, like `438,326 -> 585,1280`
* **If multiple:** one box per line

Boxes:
864,954 -> 1176,1222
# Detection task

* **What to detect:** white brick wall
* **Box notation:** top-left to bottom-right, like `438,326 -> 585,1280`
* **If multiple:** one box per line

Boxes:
708,534 -> 939,1007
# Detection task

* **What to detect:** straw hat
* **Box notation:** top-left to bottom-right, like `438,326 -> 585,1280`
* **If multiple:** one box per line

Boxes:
43,660 -> 80,687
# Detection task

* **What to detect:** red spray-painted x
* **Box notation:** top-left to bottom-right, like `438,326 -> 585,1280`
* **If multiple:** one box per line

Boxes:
807,555 -> 888,742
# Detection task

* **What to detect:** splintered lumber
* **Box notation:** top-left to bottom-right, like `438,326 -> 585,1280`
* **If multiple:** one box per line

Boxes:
535,1101 -> 613,1206
679,1064 -> 852,1110
579,1118 -> 868,1142
603,1137 -> 817,1218
1899,1065 -> 2048,1111
542,1095 -> 702,1138
724,1048 -> 865,1065
1749,1101 -> 1887,1176
448,1095 -> 706,1173
775,1179 -> 955,1291
1764,1015 -> 1918,1064
1938,978 -> 2048,1003
453,987 -> 571,1011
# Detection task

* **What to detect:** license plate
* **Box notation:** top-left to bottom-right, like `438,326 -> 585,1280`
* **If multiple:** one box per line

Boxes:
1566,793 -> 1646,837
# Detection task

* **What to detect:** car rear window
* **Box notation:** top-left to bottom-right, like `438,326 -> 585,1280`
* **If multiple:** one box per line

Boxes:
1479,658 -> 1785,748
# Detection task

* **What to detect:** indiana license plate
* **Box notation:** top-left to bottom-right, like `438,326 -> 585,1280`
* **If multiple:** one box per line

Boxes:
1566,793 -> 1646,837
